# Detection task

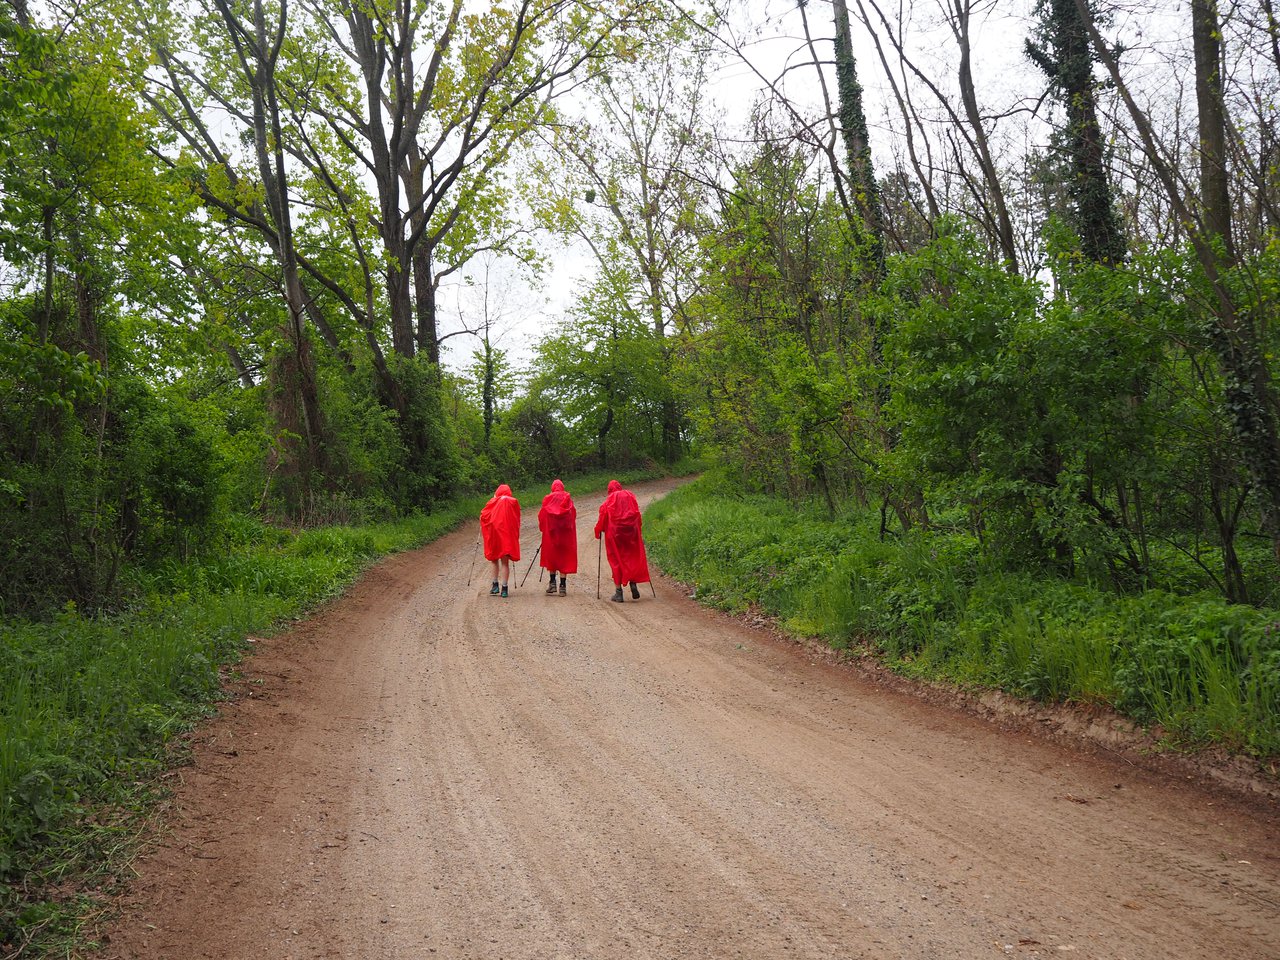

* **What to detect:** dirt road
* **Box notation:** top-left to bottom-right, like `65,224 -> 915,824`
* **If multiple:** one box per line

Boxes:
99,480 -> 1279,959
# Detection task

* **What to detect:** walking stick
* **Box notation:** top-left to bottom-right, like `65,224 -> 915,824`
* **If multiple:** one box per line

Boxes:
519,546 -> 541,587
596,536 -> 602,599
649,579 -> 657,598
466,540 -> 480,586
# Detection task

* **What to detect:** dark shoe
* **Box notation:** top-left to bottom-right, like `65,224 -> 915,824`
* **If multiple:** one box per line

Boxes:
489,582 -> 500,596
630,581 -> 640,599
501,584 -> 509,598
558,579 -> 567,597
611,587 -> 624,603
545,576 -> 557,595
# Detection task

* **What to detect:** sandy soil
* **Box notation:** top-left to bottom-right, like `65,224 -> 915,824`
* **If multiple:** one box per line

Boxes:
96,479 -> 1279,959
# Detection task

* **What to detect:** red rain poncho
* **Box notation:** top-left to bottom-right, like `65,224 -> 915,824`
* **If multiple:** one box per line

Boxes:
480,484 -> 521,561
538,479 -> 578,574
593,480 -> 650,586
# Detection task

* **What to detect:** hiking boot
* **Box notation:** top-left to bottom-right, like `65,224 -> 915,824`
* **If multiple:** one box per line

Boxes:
545,575 -> 557,595
630,581 -> 640,599
489,581 -> 500,596
611,586 -> 624,603
501,584 -> 509,598
558,579 -> 567,597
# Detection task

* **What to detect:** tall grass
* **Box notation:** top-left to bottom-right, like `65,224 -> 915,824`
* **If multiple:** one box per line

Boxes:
645,478 -> 1280,756
0,465 -> 669,950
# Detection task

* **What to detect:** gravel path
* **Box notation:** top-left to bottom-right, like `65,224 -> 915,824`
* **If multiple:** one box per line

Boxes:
97,479 -> 1280,959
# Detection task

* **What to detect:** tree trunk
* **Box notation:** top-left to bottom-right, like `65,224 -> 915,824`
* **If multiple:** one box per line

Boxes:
1209,464 -> 1249,603
1192,0 -> 1236,263
386,236 -> 416,357
39,206 -> 55,345
226,342 -> 257,388
481,336 -> 495,449
1026,0 -> 1126,263
299,279 -> 354,372
831,0 -> 885,275
598,404 -> 613,469
951,0 -> 1019,269
414,241 -> 440,364
214,0 -> 329,496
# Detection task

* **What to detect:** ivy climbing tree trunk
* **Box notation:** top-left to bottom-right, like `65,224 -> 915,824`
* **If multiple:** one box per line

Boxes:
831,0 -> 885,277
1025,0 -> 1126,264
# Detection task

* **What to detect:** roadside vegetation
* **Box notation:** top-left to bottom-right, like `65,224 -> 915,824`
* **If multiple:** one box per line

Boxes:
0,465 -> 674,956
647,476 -> 1280,758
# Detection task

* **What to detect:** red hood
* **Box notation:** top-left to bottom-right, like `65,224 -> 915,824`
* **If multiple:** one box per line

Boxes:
542,479 -> 573,516
604,482 -> 639,525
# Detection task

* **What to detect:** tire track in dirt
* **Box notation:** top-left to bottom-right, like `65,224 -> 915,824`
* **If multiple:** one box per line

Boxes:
97,479 -> 1279,959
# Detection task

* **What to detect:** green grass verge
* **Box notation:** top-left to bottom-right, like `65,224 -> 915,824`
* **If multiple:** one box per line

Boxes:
644,476 -> 1280,758
0,464 -> 671,957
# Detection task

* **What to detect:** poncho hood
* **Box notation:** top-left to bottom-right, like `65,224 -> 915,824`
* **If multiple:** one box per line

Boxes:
542,479 -> 573,517
610,486 -> 640,525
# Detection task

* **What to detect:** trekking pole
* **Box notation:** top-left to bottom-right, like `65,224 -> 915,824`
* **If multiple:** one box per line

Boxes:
466,540 -> 480,586
596,536 -> 602,599
519,546 -> 541,587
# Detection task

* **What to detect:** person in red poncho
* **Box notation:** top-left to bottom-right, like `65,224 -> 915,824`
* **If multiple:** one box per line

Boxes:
538,479 -> 577,597
480,483 -> 521,598
593,479 -> 650,603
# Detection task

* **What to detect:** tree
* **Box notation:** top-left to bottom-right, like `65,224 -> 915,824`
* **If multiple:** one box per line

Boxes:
456,256 -> 530,451
209,0 -> 329,497
829,0 -> 885,274
1074,0 -> 1280,563
1025,0 -> 1126,264
680,132 -> 878,508
1191,0 -> 1234,263
531,251 -> 667,467
292,0 -> 658,363
0,3 -> 222,610
136,0 -> 658,500
538,30 -> 710,462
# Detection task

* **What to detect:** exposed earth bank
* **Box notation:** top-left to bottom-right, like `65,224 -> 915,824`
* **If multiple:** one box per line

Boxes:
97,479 -> 1279,959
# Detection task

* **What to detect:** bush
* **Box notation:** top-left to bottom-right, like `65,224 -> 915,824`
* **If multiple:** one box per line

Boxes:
646,476 -> 1280,755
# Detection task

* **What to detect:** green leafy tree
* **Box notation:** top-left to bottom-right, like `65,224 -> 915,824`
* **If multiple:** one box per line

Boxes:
0,6 -> 224,612
531,253 -> 667,467
536,27 -> 711,462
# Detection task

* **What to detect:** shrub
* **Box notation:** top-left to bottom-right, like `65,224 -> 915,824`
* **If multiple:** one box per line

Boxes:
646,476 -> 1280,755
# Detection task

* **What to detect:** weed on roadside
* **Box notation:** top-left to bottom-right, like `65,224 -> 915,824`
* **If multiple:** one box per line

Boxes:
645,478 -> 1280,758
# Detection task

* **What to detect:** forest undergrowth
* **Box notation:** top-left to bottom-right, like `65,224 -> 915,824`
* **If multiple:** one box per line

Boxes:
645,475 -> 1280,761
0,465 -> 673,957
